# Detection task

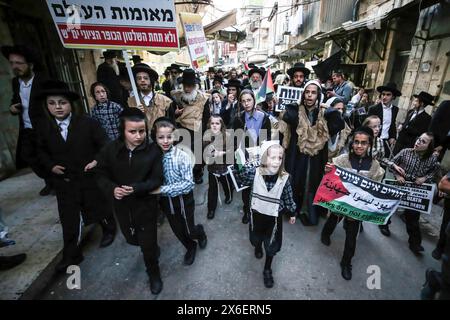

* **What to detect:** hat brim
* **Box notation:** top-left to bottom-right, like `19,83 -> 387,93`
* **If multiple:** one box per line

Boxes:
38,89 -> 80,101
133,66 -> 159,82
412,94 -> 434,105
376,86 -> 401,97
248,69 -> 265,78
287,66 -> 310,77
224,82 -> 242,89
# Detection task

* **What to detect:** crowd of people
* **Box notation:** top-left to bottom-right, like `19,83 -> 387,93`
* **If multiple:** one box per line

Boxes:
1,45 -> 449,299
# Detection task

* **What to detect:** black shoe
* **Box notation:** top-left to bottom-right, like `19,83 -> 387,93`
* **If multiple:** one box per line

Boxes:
99,231 -> 115,248
198,234 -> 207,249
299,214 -> 313,226
255,246 -> 263,259
421,268 -> 441,300
432,247 -> 443,260
341,263 -> 352,280
39,184 -> 53,196
184,244 -> 197,265
148,266 -> 163,295
379,225 -> 391,237
409,244 -> 425,255
242,214 -> 249,224
321,233 -> 331,246
55,255 -> 84,273
225,194 -> 233,204
0,253 -> 27,270
263,269 -> 274,288
207,210 -> 215,219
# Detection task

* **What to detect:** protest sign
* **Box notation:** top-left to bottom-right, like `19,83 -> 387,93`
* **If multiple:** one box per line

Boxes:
179,12 -> 209,69
383,179 -> 435,215
46,0 -> 179,51
313,165 -> 406,225
275,85 -> 303,112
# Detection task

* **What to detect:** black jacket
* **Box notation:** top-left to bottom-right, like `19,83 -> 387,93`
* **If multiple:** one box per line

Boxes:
397,109 -> 431,148
37,114 -> 108,180
368,103 -> 399,140
10,73 -> 48,129
94,140 -> 163,245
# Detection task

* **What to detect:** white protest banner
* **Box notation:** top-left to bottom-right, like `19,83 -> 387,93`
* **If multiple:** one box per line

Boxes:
46,0 -> 179,51
275,85 -> 303,112
383,179 -> 436,215
179,12 -> 209,69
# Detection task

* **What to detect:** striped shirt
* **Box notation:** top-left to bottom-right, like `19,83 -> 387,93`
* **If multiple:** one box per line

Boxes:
390,148 -> 440,183
91,101 -> 123,141
160,146 -> 195,197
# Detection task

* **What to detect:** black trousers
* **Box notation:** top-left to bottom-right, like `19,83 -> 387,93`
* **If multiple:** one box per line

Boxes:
207,172 -> 232,211
242,187 -> 251,216
18,128 -> 50,183
404,209 -> 421,246
53,175 -> 114,259
322,213 -> 360,265
437,198 -> 450,252
161,192 -> 206,250
441,222 -> 450,299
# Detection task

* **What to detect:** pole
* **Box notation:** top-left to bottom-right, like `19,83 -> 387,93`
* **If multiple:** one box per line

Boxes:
122,50 -> 140,106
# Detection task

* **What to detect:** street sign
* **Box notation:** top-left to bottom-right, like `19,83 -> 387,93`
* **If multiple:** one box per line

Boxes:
179,12 -> 209,69
46,0 -> 179,51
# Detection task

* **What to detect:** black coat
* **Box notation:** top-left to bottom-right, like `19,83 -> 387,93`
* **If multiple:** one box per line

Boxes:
37,114 -> 108,179
397,109 -> 431,149
429,100 -> 450,151
94,140 -> 163,245
368,103 -> 399,140
220,99 -> 240,129
97,62 -> 125,106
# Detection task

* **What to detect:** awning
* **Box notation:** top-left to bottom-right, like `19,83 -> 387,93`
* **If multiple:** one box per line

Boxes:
314,1 -> 419,41
204,9 -> 237,36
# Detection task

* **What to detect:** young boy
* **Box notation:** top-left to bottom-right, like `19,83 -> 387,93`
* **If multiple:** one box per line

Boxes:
321,127 -> 385,280
94,108 -> 164,294
36,80 -> 116,273
151,117 -> 207,266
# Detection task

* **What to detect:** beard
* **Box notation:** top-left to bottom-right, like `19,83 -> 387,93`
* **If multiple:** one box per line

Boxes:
250,79 -> 262,90
181,90 -> 198,104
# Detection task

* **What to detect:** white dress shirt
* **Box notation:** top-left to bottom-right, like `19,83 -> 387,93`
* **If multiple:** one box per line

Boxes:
141,92 -> 154,107
19,76 -> 34,129
55,113 -> 72,141
409,108 -> 424,122
381,103 -> 393,139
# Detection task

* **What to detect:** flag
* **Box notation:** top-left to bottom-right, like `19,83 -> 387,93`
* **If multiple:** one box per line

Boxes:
256,67 -> 275,104
313,165 -> 406,225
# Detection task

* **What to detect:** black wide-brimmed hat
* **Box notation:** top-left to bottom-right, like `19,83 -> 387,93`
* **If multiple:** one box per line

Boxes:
1,45 -> 37,64
132,63 -> 159,83
376,82 -> 402,97
101,50 -> 117,59
207,66 -> 215,73
212,76 -> 223,85
413,91 -> 434,106
224,79 -> 243,89
248,68 -> 265,79
132,55 -> 143,62
287,62 -> 310,78
168,63 -> 182,73
37,80 -> 80,101
181,68 -> 199,86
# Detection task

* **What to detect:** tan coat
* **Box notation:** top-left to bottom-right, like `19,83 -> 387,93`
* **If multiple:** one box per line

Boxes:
128,93 -> 172,129
171,90 -> 208,132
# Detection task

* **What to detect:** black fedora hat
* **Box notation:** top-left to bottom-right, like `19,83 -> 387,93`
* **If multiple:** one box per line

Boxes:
132,63 -> 159,83
287,62 -> 310,78
101,50 -> 117,59
38,80 -> 80,101
248,68 -> 265,79
132,55 -> 143,62
181,68 -> 199,86
224,79 -> 243,90
376,82 -> 402,97
1,45 -> 38,64
212,76 -> 223,85
169,63 -> 182,73
247,63 -> 256,69
207,66 -> 215,73
413,91 -> 434,106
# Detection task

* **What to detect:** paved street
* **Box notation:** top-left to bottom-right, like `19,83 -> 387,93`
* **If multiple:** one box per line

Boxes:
35,176 -> 442,300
